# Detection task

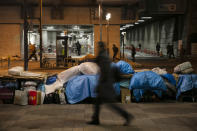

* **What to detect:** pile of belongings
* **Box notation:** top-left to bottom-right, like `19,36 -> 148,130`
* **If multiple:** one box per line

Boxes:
173,61 -> 197,101
125,66 -> 177,102
14,81 -> 45,105
0,80 -> 18,104
45,60 -> 135,104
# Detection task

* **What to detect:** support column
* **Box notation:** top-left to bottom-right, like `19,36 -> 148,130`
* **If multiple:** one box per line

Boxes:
39,0 -> 43,68
23,0 -> 28,71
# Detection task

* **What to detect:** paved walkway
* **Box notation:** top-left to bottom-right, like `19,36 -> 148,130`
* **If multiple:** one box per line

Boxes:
0,103 -> 197,131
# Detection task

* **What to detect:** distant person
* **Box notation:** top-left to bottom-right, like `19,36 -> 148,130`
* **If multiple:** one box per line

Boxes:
166,43 -> 170,58
48,45 -> 52,53
156,42 -> 160,56
131,45 -> 136,62
76,41 -> 81,56
28,43 -> 37,61
138,43 -> 141,50
87,41 -> 133,126
169,45 -> 175,59
112,44 -> 118,61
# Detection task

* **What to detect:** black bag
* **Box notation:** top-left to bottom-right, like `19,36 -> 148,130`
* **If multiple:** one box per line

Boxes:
44,92 -> 60,104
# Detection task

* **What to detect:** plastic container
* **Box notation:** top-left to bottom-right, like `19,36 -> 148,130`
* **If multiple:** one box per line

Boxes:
28,90 -> 37,105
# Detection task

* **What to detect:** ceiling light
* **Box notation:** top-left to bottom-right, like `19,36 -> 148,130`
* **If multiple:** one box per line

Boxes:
135,22 -> 139,24
141,17 -> 152,19
120,27 -> 125,30
138,20 -> 145,22
127,24 -> 134,27
47,26 -> 54,30
106,13 -> 111,21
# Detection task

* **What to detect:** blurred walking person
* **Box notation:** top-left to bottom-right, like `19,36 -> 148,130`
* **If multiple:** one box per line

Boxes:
87,41 -> 133,126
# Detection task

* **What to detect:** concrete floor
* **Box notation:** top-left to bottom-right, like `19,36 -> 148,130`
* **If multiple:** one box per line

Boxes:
0,103 -> 197,131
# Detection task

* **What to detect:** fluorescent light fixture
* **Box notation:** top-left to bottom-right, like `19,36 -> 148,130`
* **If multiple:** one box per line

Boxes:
135,22 -> 139,24
127,24 -> 134,27
73,26 -> 79,30
141,17 -> 152,19
47,26 -> 54,30
138,19 -> 145,22
106,13 -> 111,21
120,27 -> 125,30
121,32 -> 126,35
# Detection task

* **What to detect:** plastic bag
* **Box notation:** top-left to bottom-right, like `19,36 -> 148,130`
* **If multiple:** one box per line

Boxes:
174,62 -> 192,73
56,88 -> 66,104
78,62 -> 100,75
8,66 -> 24,76
152,67 -> 167,75
45,80 -> 63,94
14,90 -> 28,105
58,66 -> 81,83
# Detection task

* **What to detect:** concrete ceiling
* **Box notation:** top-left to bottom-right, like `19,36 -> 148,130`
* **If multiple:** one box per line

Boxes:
0,0 -> 139,7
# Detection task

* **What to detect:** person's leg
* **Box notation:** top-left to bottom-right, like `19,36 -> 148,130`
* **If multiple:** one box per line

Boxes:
107,103 -> 133,126
33,53 -> 37,61
28,53 -> 33,60
113,53 -> 116,61
88,97 -> 101,125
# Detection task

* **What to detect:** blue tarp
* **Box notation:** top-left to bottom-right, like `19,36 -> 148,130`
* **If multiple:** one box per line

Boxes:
64,75 -> 120,104
116,61 -> 135,74
176,74 -> 197,99
129,71 -> 167,102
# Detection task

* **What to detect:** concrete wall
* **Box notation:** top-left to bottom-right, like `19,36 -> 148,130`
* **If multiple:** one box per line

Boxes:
0,24 -> 21,57
0,6 -> 127,57
125,18 -> 176,55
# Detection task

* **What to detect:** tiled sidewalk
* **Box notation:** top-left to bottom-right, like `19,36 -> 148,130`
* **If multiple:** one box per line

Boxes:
0,103 -> 197,131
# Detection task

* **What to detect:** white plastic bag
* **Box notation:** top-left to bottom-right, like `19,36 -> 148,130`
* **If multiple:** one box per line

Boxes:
78,62 -> 100,75
8,66 -> 24,76
174,61 -> 192,73
58,66 -> 81,83
181,68 -> 194,74
14,90 -> 28,105
45,79 -> 63,94
152,67 -> 167,75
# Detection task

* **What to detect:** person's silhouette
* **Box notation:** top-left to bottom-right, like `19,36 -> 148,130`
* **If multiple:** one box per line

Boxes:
87,41 -> 133,126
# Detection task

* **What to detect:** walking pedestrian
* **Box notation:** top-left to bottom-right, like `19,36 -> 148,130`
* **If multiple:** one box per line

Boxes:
76,41 -> 81,56
112,44 -> 118,61
156,42 -> 160,56
131,45 -> 136,62
28,43 -> 37,61
87,41 -> 133,126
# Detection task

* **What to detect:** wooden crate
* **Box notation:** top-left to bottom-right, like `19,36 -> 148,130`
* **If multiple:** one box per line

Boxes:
121,87 -> 131,103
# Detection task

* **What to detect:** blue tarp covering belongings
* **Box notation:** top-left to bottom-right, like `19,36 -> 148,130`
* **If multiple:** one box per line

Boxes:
176,74 -> 197,99
116,61 -> 135,74
64,75 -> 120,104
129,71 -> 167,102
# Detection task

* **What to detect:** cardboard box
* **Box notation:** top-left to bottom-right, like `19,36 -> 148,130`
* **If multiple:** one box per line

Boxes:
121,87 -> 131,103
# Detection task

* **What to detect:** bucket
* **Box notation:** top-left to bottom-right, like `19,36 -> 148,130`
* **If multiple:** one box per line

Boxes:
29,90 -> 37,105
